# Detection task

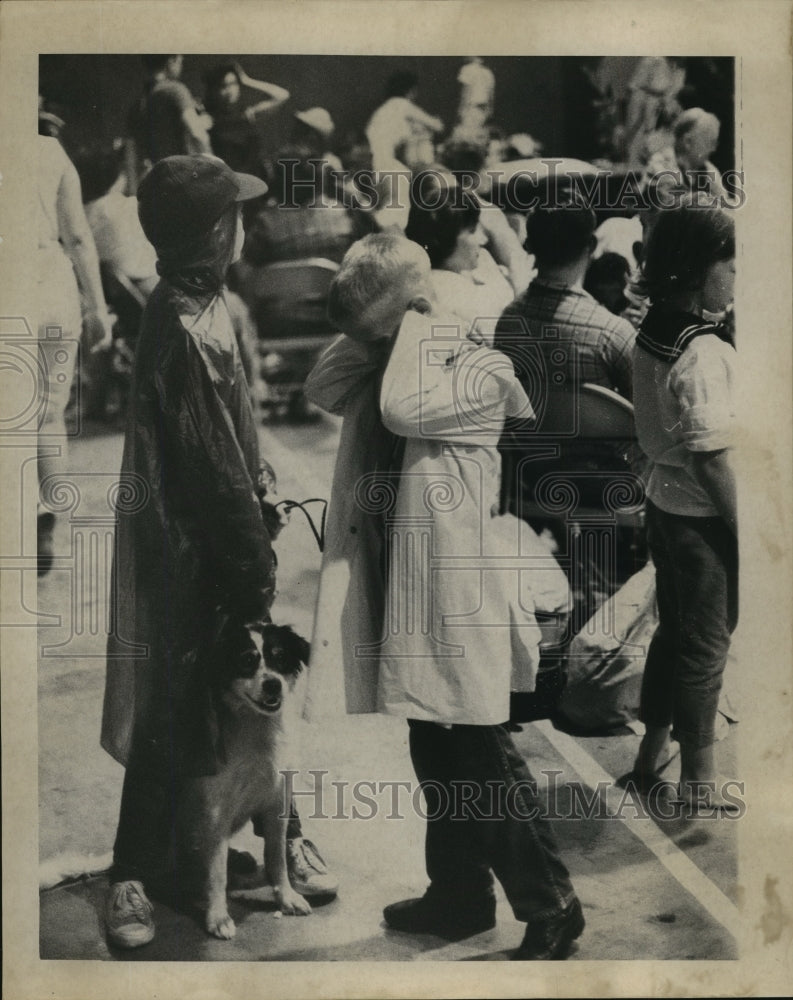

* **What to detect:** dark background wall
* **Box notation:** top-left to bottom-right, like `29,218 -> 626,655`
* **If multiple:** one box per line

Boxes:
39,54 -> 734,169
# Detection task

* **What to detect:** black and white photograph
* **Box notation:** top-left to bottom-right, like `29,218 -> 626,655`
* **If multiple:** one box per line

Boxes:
1,2 -> 791,998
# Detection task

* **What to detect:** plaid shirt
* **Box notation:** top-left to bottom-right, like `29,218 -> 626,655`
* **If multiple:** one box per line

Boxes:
495,279 -> 635,400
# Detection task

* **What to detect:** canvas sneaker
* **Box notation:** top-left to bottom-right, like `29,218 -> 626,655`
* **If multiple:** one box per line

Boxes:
104,880 -> 155,948
286,838 -> 338,898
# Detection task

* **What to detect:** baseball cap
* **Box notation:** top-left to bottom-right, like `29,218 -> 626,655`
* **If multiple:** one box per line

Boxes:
137,155 -> 268,248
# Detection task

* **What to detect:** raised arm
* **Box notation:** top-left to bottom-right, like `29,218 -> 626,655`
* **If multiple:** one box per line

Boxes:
235,61 -> 290,117
304,333 -> 389,415
380,310 -> 532,439
182,105 -> 213,153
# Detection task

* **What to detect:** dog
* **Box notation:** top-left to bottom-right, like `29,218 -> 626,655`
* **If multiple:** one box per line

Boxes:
177,621 -> 312,939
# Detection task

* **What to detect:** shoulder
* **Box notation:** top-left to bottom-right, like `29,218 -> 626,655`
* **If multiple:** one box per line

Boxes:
155,79 -> 193,106
672,332 -> 734,379
596,304 -> 637,347
38,134 -> 70,174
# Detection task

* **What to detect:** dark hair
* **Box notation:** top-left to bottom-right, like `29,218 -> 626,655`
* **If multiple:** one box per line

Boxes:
141,55 -> 174,74
385,71 -> 418,99
405,169 -> 480,269
72,141 -> 124,203
439,139 -> 487,177
641,203 -> 735,303
584,253 -> 631,314
265,145 -> 330,204
525,196 -> 597,268
203,63 -> 240,112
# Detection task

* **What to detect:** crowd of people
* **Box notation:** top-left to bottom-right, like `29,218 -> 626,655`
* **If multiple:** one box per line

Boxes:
36,55 -> 739,960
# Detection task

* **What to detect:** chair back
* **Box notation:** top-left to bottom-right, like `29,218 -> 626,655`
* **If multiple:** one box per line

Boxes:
245,258 -> 339,340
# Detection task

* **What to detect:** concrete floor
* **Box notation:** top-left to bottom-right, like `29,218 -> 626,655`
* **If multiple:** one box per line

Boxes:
37,416 -> 741,962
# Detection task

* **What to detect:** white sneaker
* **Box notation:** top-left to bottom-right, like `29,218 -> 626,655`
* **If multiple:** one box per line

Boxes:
286,838 -> 338,898
105,880 -> 155,948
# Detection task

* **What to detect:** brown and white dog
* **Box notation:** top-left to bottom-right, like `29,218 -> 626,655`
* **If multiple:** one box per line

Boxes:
177,621 -> 312,938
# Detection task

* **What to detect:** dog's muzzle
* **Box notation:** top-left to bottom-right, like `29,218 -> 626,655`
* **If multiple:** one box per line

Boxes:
259,676 -> 283,712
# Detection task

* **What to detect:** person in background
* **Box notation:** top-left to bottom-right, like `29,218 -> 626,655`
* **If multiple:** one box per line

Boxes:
365,70 -> 444,173
126,55 -> 212,190
73,140 -> 159,298
630,202 -> 738,812
405,169 -> 514,345
439,139 -> 535,297
291,107 -> 344,175
496,196 -> 636,400
234,146 -> 364,277
37,135 -> 114,574
644,108 -> 730,204
453,56 -> 495,146
204,61 -> 290,176
584,251 -> 631,316
624,56 -> 686,168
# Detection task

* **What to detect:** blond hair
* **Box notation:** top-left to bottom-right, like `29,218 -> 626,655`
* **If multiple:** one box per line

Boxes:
327,230 -> 430,338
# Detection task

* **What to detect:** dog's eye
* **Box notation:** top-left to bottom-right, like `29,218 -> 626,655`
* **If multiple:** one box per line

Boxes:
239,649 -> 261,676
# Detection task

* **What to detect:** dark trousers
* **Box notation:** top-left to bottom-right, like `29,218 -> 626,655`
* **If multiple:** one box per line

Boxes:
112,739 -> 302,886
408,718 -> 576,924
639,501 -> 738,748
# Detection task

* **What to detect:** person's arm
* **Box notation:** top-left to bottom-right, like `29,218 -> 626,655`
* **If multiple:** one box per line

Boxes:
157,328 -> 277,622
671,336 -> 736,532
691,449 -> 737,534
234,62 -> 290,117
304,333 -> 389,415
478,201 -> 532,296
55,158 -> 114,353
603,317 -> 636,400
380,310 -> 532,440
182,105 -> 213,153
403,99 -> 443,135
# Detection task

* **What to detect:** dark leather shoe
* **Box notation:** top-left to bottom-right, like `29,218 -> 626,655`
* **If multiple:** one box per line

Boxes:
384,892 -> 496,941
511,897 -> 585,960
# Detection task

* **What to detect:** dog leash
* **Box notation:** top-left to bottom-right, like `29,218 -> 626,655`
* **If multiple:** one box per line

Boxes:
275,498 -> 328,553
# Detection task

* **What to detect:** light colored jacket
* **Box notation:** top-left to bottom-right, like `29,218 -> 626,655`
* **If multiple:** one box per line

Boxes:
302,336 -> 396,718
376,311 -> 564,725
303,312 -> 569,725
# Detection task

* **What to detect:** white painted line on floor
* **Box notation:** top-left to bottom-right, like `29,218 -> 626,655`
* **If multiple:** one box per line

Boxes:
533,719 -> 741,941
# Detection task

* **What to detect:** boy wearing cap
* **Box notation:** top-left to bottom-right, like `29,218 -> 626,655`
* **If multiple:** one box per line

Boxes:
101,155 -> 335,949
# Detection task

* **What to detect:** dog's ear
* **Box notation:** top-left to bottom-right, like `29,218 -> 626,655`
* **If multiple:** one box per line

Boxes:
261,624 -> 310,676
211,618 -> 261,681
292,631 -> 311,668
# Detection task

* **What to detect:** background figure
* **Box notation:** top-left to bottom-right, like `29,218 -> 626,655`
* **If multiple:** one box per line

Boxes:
291,107 -> 344,175
73,140 -> 159,298
37,135 -> 114,574
496,196 -> 636,400
126,55 -> 212,190
439,139 -> 535,296
631,204 -> 737,810
405,169 -> 514,345
584,252 -> 631,316
624,56 -> 686,168
365,70 -> 444,173
453,57 -> 495,146
644,107 -> 730,203
204,60 -> 290,176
